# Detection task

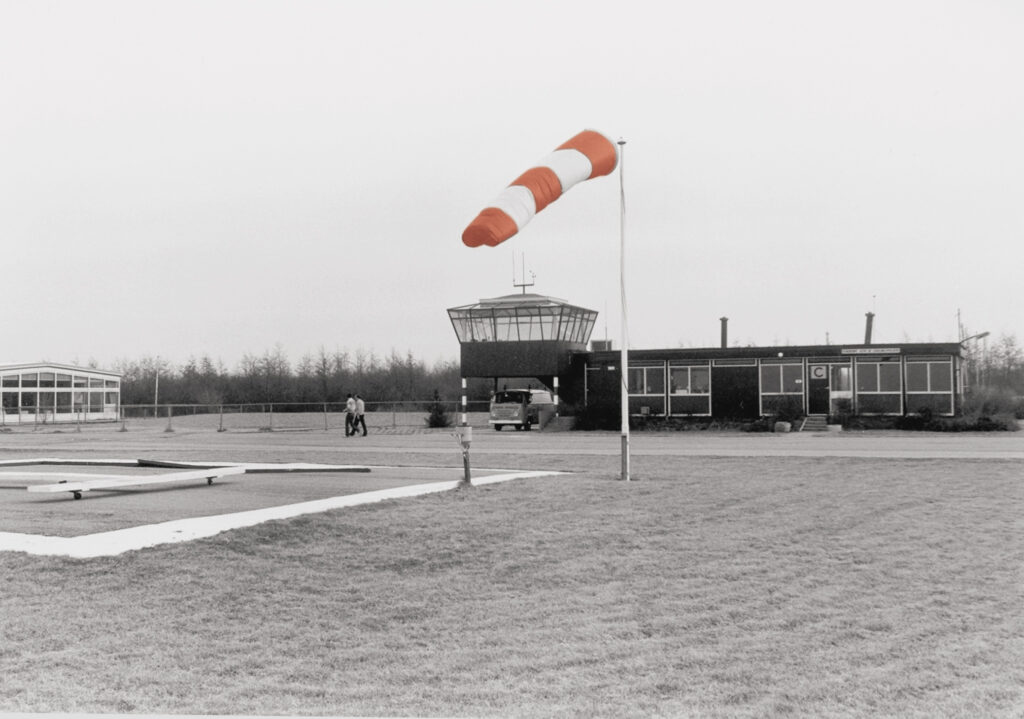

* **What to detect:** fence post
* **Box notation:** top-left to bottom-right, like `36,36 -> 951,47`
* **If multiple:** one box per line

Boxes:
218,404 -> 225,432
323,402 -> 328,431
120,405 -> 127,432
165,405 -> 174,432
392,403 -> 397,429
269,403 -> 274,431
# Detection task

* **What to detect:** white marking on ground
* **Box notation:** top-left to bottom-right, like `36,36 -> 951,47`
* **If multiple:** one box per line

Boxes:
0,457 -> 141,467
0,472 -> 123,479
0,469 -> 565,558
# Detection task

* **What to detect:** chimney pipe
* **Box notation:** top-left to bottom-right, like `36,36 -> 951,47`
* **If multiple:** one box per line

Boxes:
864,312 -> 875,345
720,317 -> 729,349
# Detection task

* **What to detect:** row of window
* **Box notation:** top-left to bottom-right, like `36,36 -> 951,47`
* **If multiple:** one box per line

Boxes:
1,373 -> 119,389
2,391 -> 119,412
625,360 -> 953,396
449,308 -> 598,343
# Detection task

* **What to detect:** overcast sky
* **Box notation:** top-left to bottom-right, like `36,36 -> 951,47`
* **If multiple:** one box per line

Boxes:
2,0 -> 1021,371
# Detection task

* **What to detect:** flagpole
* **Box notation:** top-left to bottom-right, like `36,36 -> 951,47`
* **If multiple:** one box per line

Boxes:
618,138 -> 630,482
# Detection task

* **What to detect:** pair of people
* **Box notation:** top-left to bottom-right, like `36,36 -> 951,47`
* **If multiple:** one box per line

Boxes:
345,393 -> 367,437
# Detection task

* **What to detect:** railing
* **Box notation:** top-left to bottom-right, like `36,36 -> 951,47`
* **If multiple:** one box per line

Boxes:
118,400 -> 493,432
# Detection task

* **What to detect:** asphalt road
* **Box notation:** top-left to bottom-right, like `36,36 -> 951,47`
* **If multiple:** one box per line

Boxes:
2,422 -> 1022,460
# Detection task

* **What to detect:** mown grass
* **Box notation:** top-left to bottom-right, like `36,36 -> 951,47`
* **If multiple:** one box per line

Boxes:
1,456 -> 1022,717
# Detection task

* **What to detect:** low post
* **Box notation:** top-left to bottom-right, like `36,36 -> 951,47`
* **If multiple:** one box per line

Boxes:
269,403 -> 274,431
323,402 -> 328,431
457,424 -> 472,485
218,404 -> 225,432
553,376 -> 559,417
120,406 -> 127,432
461,378 -> 468,426
165,404 -> 174,432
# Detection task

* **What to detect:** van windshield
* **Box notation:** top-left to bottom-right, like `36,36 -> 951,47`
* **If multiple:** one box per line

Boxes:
493,391 -> 528,404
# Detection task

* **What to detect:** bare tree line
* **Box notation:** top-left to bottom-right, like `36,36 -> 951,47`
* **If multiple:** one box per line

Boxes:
967,333 -> 1024,392
113,345 -> 490,406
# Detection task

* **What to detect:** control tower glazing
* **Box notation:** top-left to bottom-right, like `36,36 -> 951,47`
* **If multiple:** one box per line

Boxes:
447,293 -> 598,387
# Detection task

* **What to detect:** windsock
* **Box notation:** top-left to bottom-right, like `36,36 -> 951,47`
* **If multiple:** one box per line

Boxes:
462,129 -> 619,248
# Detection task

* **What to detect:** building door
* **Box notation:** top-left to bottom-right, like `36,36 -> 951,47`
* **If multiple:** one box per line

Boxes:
829,365 -> 853,415
808,365 -> 830,414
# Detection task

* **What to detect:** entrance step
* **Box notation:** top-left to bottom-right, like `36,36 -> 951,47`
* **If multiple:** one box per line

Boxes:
800,415 -> 829,432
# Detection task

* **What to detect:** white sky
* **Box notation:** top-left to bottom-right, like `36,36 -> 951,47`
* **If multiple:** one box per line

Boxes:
2,0 -> 1021,370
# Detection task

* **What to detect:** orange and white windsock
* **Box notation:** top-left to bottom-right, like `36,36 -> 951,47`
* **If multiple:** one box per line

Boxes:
462,129 -> 619,248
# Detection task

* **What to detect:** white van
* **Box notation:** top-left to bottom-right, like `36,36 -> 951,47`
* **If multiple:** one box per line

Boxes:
489,388 -> 554,431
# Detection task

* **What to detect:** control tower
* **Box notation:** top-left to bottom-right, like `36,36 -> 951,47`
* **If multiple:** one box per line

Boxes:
447,293 -> 598,392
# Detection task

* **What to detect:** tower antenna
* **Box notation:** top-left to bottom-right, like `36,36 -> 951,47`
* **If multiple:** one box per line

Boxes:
512,252 -> 535,294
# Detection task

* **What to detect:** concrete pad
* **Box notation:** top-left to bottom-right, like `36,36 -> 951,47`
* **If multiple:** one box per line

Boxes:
0,458 -> 565,557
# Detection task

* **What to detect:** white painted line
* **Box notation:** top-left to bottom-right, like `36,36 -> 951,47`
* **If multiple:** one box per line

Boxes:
0,458 -> 371,472
0,472 -> 118,480
0,457 -> 141,467
136,459 -> 371,472
471,470 -> 560,486
27,466 -> 247,494
0,469 -> 566,558
0,462 -> 367,490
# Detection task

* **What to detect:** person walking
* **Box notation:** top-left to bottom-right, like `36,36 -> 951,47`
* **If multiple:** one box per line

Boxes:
354,394 -> 367,436
344,393 -> 356,437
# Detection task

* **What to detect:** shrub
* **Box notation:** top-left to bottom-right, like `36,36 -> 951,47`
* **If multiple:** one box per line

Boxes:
827,398 -> 853,427
845,416 -> 897,430
631,417 -> 721,431
424,390 -> 452,428
895,411 -> 1018,432
742,418 -> 773,432
761,395 -> 805,424
963,386 -> 1023,418
573,400 -> 621,431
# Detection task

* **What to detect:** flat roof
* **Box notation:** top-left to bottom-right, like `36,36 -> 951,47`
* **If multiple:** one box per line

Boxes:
583,342 -> 963,361
0,362 -> 121,377
448,292 -> 596,312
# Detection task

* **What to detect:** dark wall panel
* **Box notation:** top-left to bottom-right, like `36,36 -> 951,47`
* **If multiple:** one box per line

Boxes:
905,393 -> 954,415
857,394 -> 901,414
711,366 -> 759,419
670,395 -> 711,416
461,341 -> 585,379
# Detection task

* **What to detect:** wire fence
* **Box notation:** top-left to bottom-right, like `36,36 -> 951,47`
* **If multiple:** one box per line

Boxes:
118,400 -> 494,433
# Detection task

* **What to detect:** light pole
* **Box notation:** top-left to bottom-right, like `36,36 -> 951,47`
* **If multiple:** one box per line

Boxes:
960,332 -> 989,392
618,138 -> 630,482
154,357 -> 161,418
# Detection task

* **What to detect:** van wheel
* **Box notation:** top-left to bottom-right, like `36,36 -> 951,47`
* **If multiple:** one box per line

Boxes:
524,421 -> 532,431
494,425 -> 502,431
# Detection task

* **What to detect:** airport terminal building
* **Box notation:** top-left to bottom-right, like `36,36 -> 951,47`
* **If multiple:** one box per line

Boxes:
448,293 -> 964,420
0,363 -> 122,425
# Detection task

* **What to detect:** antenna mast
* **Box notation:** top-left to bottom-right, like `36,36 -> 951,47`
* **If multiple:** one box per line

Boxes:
512,252 -> 535,294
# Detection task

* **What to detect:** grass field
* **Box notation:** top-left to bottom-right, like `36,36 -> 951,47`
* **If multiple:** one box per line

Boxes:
1,430 -> 1022,717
